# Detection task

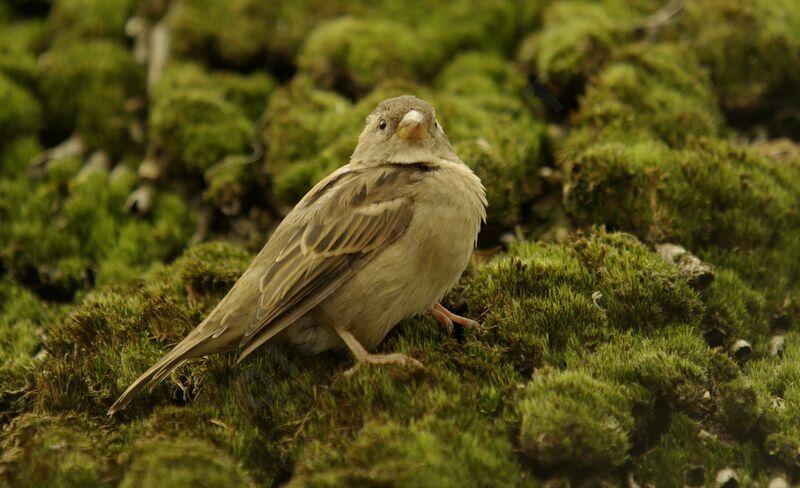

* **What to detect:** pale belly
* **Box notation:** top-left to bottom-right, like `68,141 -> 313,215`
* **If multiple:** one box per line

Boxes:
286,164 -> 485,353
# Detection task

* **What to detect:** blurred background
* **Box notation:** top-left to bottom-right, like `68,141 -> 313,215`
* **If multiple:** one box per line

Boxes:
2,0 -> 800,486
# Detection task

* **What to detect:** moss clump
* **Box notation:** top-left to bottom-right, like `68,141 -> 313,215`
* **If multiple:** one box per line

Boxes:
211,70 -> 276,121
0,74 -> 42,144
119,438 -> 255,488
298,17 -> 432,97
560,42 -> 799,325
0,20 -> 46,90
0,276 -> 56,395
154,62 -> 275,122
701,268 -> 770,353
290,416 -> 524,487
38,39 -> 145,152
634,413 -> 768,486
149,64 -> 255,176
570,328 -> 721,444
48,0 -> 134,42
0,149 -> 195,300
564,138 -> 798,247
563,137 -> 800,325
0,413 -> 109,487
669,0 -> 800,113
169,0 -> 352,68
467,231 -> 701,372
518,370 -> 634,471
33,242 -> 249,417
741,333 -> 800,468
174,241 -> 252,308
518,1 -> 630,99
565,43 -> 723,149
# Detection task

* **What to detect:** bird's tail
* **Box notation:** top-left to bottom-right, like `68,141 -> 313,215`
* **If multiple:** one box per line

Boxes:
107,328 -> 221,416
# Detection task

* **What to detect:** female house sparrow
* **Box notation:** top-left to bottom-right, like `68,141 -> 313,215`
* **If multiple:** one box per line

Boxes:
109,95 -> 487,415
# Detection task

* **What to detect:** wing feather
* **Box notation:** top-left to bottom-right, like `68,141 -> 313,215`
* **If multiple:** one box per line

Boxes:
237,164 -> 422,355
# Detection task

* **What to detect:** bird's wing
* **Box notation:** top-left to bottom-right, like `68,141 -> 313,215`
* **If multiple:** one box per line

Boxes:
235,163 -> 423,360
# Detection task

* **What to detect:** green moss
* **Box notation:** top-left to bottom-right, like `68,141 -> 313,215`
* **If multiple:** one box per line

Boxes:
563,134 -> 800,326
34,242 -> 248,417
1,149 -> 194,300
169,0 -> 353,67
298,17 -> 432,96
436,52 -> 528,105
569,327 -> 720,446
0,74 -> 42,145
0,20 -> 46,89
671,0 -> 800,112
518,370 -> 634,471
38,39 -> 145,152
701,268 -> 770,352
0,413 -> 109,487
202,155 -> 257,216
119,438 -> 255,487
290,415 -> 526,487
567,43 -> 723,148
742,333 -> 800,468
0,136 -> 41,179
634,413 -> 769,486
48,0 -> 134,42
211,70 -> 276,121
149,65 -> 253,175
174,241 -> 252,308
2,1 -> 799,484
155,62 -> 276,122
466,231 -> 702,371
0,277 -> 50,393
518,1 -> 630,98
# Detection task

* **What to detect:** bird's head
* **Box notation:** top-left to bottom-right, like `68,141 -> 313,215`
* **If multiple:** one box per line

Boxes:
351,95 -> 457,166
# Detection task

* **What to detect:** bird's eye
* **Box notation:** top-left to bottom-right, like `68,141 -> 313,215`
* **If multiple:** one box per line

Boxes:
378,119 -> 387,131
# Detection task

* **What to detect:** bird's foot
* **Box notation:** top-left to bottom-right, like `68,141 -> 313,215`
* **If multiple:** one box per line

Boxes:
430,303 -> 480,334
333,325 -> 423,376
345,352 -> 423,376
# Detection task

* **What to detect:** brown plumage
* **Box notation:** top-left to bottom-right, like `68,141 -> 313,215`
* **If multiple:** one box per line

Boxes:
108,95 -> 487,415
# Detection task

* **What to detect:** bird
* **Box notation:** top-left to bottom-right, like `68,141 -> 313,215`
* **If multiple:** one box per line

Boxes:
108,95 -> 487,415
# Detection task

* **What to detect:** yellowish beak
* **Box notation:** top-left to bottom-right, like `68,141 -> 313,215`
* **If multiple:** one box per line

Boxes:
397,110 -> 429,141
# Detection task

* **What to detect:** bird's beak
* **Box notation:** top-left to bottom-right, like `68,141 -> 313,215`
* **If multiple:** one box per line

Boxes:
397,110 -> 429,141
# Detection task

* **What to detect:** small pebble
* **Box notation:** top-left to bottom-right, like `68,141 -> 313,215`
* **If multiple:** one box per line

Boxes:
770,335 -> 786,358
730,339 -> 752,362
716,468 -> 738,488
768,476 -> 788,488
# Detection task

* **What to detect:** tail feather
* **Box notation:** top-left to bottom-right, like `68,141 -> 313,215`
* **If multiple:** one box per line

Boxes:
107,333 -> 211,416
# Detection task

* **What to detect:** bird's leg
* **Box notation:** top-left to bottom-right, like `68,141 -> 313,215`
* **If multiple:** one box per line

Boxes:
430,303 -> 480,334
333,325 -> 423,376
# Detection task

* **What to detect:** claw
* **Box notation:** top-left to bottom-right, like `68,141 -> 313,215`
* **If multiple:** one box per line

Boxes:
345,352 -> 423,376
430,303 -> 480,333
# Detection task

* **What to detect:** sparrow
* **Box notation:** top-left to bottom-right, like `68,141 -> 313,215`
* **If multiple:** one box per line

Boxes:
109,95 -> 487,415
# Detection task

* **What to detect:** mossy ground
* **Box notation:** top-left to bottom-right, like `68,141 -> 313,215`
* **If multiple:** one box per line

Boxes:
1,0 -> 799,486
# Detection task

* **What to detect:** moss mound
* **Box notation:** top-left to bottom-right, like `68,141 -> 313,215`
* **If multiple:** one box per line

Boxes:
38,39 -> 145,152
